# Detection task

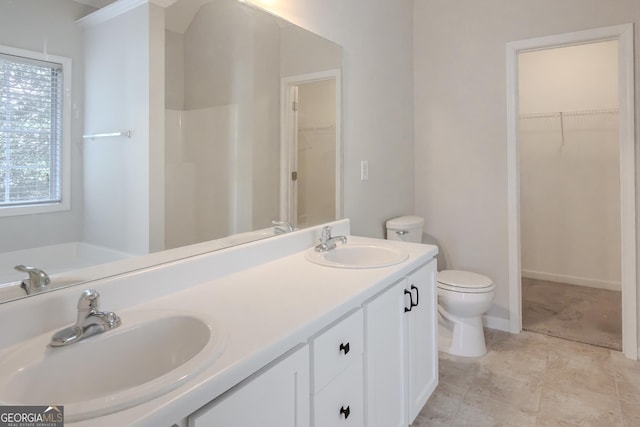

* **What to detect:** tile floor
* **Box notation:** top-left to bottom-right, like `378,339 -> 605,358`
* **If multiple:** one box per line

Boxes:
522,278 -> 622,350
412,329 -> 640,427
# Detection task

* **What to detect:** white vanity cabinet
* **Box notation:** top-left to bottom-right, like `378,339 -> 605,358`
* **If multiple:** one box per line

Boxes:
311,309 -> 364,427
188,345 -> 310,427
181,252 -> 437,427
364,260 -> 438,426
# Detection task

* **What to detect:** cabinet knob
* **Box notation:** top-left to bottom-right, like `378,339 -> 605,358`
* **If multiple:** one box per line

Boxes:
339,342 -> 350,355
340,405 -> 351,419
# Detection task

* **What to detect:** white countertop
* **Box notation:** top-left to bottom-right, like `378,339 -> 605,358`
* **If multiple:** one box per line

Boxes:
0,221 -> 437,426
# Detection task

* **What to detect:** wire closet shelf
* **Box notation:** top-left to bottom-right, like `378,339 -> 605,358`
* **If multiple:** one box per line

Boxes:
518,108 -> 619,144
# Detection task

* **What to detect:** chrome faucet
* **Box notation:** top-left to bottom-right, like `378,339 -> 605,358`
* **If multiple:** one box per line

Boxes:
14,265 -> 50,295
314,226 -> 347,252
49,289 -> 121,347
272,220 -> 294,234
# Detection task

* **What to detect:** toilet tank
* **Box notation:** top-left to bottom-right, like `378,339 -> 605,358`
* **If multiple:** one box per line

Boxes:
386,216 -> 424,243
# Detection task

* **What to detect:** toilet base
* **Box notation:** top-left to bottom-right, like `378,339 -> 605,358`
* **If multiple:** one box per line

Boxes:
438,307 -> 487,357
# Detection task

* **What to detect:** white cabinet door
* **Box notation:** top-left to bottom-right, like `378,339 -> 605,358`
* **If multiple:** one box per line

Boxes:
364,280 -> 407,427
406,260 -> 438,423
189,346 -> 310,427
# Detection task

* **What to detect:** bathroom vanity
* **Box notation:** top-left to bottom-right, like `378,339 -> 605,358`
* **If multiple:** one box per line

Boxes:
0,220 -> 438,426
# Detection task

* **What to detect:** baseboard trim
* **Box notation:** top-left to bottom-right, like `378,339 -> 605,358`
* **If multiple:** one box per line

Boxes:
483,315 -> 511,332
522,269 -> 621,291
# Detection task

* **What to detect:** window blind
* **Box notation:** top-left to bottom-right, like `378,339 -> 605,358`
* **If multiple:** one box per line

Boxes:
0,52 -> 63,207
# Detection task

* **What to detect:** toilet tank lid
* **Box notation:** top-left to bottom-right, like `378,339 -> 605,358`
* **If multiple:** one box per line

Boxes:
437,270 -> 493,289
386,215 -> 424,229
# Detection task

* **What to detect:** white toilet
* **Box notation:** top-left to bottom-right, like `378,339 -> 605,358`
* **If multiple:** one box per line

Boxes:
437,270 -> 495,357
386,215 -> 425,242
386,216 -> 495,358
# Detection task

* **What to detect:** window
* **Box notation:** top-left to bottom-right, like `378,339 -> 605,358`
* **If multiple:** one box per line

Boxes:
0,46 -> 70,216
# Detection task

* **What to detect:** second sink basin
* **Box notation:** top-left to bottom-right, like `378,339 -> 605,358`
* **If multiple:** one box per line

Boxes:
0,310 -> 227,422
305,243 -> 409,268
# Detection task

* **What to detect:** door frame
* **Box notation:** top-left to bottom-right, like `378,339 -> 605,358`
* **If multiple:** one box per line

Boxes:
505,24 -> 637,359
279,69 -> 342,227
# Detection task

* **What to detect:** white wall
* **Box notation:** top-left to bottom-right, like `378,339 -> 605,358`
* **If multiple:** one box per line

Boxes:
247,0 -> 416,238
0,0 -> 93,252
82,3 -> 153,255
279,24 -> 342,78
519,41 -> 619,114
413,0 -> 640,325
519,42 -> 621,290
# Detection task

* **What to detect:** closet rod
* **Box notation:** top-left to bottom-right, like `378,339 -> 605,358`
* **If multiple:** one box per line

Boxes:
519,108 -> 618,145
519,108 -> 618,120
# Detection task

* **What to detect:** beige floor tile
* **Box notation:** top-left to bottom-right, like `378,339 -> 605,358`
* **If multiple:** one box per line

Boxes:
487,329 -> 511,346
479,337 -> 548,382
544,364 -> 617,398
452,392 -> 537,427
420,330 -> 633,427
616,380 -> 640,404
546,334 -> 613,366
610,350 -> 640,403
538,385 -> 622,426
411,415 -> 450,427
488,330 -> 549,359
535,415 -> 595,426
545,345 -> 616,396
620,399 -> 640,427
467,368 -> 543,413
438,353 -> 480,391
412,382 -> 466,427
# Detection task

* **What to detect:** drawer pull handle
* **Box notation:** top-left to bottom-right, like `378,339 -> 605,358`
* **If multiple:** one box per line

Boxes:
340,405 -> 351,419
339,342 -> 350,355
404,289 -> 413,312
410,284 -> 419,307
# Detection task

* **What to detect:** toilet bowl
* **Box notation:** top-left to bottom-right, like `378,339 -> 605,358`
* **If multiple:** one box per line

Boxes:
437,270 -> 495,357
384,217 -> 495,357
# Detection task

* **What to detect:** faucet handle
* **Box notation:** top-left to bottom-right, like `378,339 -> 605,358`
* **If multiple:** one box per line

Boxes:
320,226 -> 332,243
78,289 -> 100,312
14,265 -> 51,293
272,220 -> 294,233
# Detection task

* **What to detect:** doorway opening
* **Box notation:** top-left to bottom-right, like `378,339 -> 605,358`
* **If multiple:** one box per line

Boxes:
506,24 -> 637,359
280,70 -> 342,229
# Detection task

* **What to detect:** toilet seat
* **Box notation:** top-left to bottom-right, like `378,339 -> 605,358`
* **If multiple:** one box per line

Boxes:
437,270 -> 495,294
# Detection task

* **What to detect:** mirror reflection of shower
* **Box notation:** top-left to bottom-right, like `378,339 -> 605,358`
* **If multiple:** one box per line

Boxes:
163,0 -> 342,250
518,40 -> 622,350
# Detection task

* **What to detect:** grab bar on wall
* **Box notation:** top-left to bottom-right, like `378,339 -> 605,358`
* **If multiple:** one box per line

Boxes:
82,131 -> 132,140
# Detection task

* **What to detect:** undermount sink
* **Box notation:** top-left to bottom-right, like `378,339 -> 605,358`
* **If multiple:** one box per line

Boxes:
0,310 -> 227,422
305,243 -> 409,269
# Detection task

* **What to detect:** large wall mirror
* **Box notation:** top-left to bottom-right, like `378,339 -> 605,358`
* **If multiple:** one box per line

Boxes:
0,0 -> 342,303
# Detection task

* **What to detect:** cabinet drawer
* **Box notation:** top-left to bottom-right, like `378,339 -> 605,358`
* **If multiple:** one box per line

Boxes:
314,357 -> 364,427
312,309 -> 363,392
